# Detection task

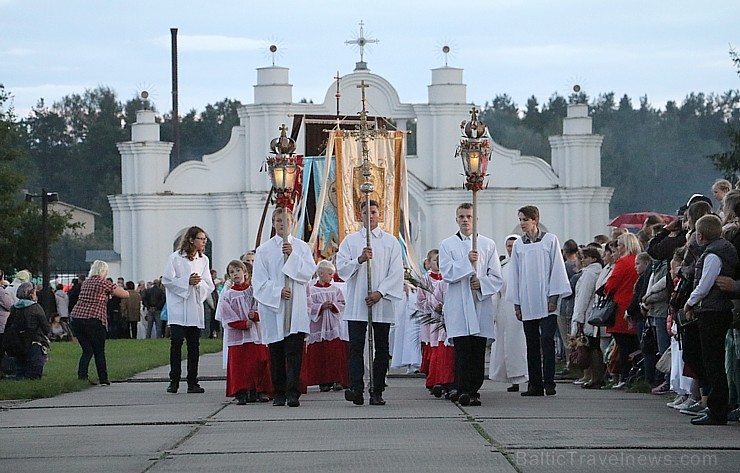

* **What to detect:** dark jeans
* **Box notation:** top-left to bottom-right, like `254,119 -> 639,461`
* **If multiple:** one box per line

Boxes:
697,311 -> 733,422
612,332 -> 640,380
73,318 -> 108,382
169,325 -> 201,385
453,335 -> 487,396
269,333 -> 305,399
145,309 -> 161,338
348,321 -> 390,393
522,314 -> 558,391
16,344 -> 47,379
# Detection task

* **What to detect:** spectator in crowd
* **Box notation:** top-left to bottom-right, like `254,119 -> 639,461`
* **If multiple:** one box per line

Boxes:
54,283 -> 70,322
49,313 -> 73,342
142,279 -> 166,338
0,269 -> 15,373
604,233 -> 642,389
70,260 -> 129,385
67,275 -> 85,313
4,282 -> 51,379
571,247 -> 605,388
121,281 -> 142,339
712,179 -> 732,219
6,269 -> 31,302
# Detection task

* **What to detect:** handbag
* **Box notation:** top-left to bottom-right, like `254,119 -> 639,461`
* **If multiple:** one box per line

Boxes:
656,346 -> 672,374
568,334 -> 591,370
640,320 -> 657,355
674,308 -> 695,327
588,294 -> 617,327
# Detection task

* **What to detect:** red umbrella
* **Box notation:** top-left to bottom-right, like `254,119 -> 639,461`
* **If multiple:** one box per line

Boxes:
607,212 -> 677,229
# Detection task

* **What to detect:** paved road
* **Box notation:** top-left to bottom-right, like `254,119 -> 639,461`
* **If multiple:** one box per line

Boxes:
1,352 -> 738,472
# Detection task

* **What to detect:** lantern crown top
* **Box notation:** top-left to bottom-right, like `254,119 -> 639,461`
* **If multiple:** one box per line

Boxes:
461,107 -> 488,140
270,123 -> 296,155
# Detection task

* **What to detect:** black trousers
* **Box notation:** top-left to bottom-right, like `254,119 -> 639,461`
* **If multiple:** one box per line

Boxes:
269,333 -> 305,399
348,321 -> 390,393
73,318 -> 108,382
169,325 -> 201,385
697,310 -> 733,422
522,314 -> 558,391
612,332 -> 640,380
453,335 -> 487,396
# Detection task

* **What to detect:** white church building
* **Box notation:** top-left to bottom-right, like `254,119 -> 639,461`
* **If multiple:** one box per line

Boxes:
109,61 -> 613,281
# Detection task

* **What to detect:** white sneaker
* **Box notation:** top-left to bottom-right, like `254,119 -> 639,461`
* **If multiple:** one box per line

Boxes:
612,381 -> 627,389
673,398 -> 697,410
667,394 -> 687,408
573,378 -> 588,385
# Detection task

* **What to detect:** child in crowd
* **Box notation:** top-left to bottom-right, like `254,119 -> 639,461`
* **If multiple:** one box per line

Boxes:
417,249 -> 454,397
683,215 -> 738,425
49,313 -> 73,342
301,260 -> 348,391
218,260 -> 272,405
666,248 -> 694,410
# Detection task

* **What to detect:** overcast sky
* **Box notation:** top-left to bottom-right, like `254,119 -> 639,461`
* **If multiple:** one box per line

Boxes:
2,0 -> 739,118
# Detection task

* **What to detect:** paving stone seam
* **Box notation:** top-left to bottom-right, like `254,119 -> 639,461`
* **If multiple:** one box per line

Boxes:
457,404 -> 528,473
505,445 -> 740,451
143,402 -> 231,473
1,421 -> 204,429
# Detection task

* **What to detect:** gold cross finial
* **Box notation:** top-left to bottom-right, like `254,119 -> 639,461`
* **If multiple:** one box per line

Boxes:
279,123 -> 288,136
470,107 -> 478,122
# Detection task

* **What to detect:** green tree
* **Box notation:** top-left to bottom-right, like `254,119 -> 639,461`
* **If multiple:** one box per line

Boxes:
708,47 -> 740,185
0,85 -> 72,272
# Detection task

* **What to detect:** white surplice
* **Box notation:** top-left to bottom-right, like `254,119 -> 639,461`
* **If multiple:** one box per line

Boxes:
162,251 -> 215,329
391,288 -> 422,368
489,258 -> 528,383
506,233 -> 572,321
416,273 -> 449,347
252,234 -> 317,344
335,227 -> 404,324
306,283 -> 346,345
439,233 -> 503,340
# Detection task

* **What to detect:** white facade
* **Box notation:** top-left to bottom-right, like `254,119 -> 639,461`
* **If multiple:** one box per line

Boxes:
110,65 -> 613,281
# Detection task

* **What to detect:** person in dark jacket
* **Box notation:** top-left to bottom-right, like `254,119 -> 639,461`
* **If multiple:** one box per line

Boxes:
5,282 -> 51,379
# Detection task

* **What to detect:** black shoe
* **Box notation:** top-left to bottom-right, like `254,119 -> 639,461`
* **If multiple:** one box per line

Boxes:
319,384 -> 332,392
545,386 -> 557,396
100,380 -> 111,386
246,390 -> 258,403
431,384 -> 444,398
520,388 -> 544,397
457,393 -> 471,406
344,389 -> 364,405
166,382 -> 179,393
257,392 -> 270,403
287,396 -> 300,407
332,383 -> 344,391
273,394 -> 286,406
469,397 -> 482,407
187,384 -> 205,394
236,391 -> 248,405
369,391 -> 386,406
691,413 -> 727,426
507,384 -> 519,392
448,389 -> 459,402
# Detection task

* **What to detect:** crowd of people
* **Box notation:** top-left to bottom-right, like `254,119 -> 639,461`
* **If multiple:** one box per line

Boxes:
2,184 -> 739,427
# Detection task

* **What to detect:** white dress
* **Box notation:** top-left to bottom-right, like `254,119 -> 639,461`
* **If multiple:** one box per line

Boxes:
438,233 -> 503,340
252,234 -> 317,345
489,258 -> 528,383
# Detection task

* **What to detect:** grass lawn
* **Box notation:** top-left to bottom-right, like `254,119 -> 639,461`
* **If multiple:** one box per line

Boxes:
0,338 -> 222,401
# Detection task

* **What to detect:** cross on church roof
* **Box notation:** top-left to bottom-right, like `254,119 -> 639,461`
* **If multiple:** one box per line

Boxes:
345,20 -> 378,71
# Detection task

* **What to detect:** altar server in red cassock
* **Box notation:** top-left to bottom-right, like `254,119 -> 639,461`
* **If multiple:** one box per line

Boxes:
301,260 -> 349,391
218,260 -> 272,405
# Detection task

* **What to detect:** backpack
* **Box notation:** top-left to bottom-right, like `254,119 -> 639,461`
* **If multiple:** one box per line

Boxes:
4,308 -> 30,357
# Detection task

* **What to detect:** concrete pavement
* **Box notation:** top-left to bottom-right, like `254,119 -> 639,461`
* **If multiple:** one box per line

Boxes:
1,352 -> 739,472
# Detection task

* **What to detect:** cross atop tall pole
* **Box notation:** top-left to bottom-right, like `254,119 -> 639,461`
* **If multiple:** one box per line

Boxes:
345,21 -> 379,71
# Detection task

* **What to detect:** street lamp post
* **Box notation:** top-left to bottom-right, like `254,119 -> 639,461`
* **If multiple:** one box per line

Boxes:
456,108 -> 492,256
266,125 -> 303,333
26,188 -> 59,317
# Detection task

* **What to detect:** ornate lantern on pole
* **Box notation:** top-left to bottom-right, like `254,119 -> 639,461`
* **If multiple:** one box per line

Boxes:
266,124 -> 303,332
456,107 -> 492,253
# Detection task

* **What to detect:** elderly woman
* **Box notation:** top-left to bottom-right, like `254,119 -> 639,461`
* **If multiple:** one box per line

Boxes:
571,247 -> 605,389
70,260 -> 129,385
4,282 -> 51,379
605,233 -> 642,389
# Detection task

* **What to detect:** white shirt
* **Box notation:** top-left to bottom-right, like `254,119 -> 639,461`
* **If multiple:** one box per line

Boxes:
253,234 -> 317,344
335,227 -> 404,324
162,251 -> 215,328
439,233 -> 503,339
